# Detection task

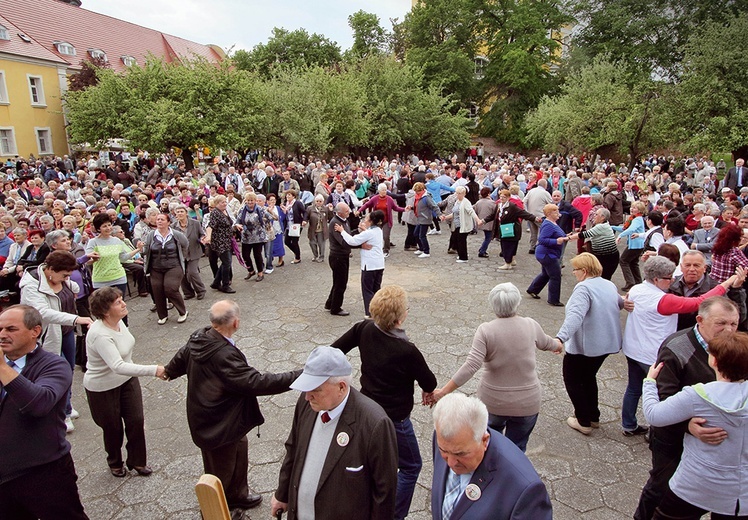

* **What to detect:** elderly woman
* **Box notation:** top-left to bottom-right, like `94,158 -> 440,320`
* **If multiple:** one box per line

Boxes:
474,187 -> 497,258
280,190 -> 306,264
644,331 -> 748,519
143,213 -> 188,325
331,285 -> 436,520
527,204 -> 570,306
556,254 -> 624,435
709,223 -> 748,326
17,229 -> 50,274
569,208 -> 619,280
411,182 -> 441,258
613,201 -> 647,291
336,210 -> 386,317
0,227 -> 29,292
84,287 -> 165,477
263,193 -> 284,272
621,256 -> 743,436
203,194 -> 236,293
357,183 -> 406,257
236,192 -> 269,281
306,194 -> 332,262
484,189 -> 538,270
172,205 -> 206,300
85,213 -> 140,297
433,282 -> 561,452
440,185 -> 482,262
20,251 -> 93,432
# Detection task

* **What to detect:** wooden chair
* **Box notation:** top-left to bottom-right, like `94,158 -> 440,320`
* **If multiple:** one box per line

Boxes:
195,474 -> 231,520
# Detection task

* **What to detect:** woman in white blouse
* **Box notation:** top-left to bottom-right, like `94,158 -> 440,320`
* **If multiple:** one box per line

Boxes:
335,209 -> 385,318
84,287 -> 166,477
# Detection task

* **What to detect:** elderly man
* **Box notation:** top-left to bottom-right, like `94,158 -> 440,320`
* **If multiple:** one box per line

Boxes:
431,393 -> 552,520
163,300 -> 301,513
634,297 -> 738,520
690,216 -> 716,264
524,179 -> 553,253
271,346 -> 398,520
325,202 -> 353,316
723,158 -> 746,192
0,305 -> 88,519
669,250 -> 718,330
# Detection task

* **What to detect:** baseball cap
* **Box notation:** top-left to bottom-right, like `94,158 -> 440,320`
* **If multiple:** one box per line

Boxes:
290,346 -> 352,392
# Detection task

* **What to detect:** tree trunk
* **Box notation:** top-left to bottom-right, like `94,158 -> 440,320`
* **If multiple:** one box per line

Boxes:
181,148 -> 194,170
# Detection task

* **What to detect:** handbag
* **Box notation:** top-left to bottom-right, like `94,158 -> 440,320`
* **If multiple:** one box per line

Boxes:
288,223 -> 301,237
499,223 -> 515,238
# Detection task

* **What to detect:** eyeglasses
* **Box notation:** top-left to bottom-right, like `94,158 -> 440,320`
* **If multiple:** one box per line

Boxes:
658,276 -> 673,281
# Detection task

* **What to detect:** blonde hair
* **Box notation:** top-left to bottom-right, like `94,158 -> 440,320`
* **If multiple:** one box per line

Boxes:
571,253 -> 603,278
369,285 -> 408,331
543,204 -> 558,217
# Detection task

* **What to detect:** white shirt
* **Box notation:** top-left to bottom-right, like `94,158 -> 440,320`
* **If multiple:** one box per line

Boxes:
341,226 -> 385,271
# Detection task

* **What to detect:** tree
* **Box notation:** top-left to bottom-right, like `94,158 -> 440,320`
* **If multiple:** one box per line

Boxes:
475,0 -> 572,145
400,0 -> 479,106
525,56 -> 670,167
571,0 -> 748,80
67,56 -> 111,92
346,10 -> 390,60
65,58 -> 268,169
675,14 -> 748,159
232,28 -> 341,78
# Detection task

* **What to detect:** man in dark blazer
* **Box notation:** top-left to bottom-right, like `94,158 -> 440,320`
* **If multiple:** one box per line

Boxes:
164,300 -> 301,513
723,158 -> 746,192
271,346 -> 398,520
431,393 -> 552,520
326,203 -> 353,316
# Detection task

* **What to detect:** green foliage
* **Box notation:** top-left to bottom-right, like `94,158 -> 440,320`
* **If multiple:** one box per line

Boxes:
231,28 -> 341,78
346,10 -> 390,60
675,14 -> 748,156
525,56 -> 669,164
571,0 -> 748,79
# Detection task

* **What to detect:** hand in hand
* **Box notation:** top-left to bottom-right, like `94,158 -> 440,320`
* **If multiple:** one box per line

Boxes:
421,391 -> 435,406
156,366 -> 168,380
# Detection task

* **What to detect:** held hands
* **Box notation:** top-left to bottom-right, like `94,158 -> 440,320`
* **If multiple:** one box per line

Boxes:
647,362 -> 664,379
156,366 -> 168,380
553,338 -> 564,354
421,391 -> 436,407
688,417 -> 727,445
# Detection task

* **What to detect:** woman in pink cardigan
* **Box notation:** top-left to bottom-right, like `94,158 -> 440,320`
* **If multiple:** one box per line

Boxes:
355,183 -> 406,257
432,282 -> 562,452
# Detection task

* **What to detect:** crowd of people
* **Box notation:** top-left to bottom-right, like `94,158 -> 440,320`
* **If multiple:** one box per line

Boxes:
1,148 -> 748,520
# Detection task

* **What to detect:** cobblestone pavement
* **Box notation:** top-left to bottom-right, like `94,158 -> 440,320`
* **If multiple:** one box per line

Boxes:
68,223 -> 650,519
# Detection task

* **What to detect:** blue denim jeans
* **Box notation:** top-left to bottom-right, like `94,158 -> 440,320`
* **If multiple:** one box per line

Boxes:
393,417 -> 422,520
622,356 -> 650,431
488,413 -> 538,453
478,230 -> 492,255
413,224 -> 430,254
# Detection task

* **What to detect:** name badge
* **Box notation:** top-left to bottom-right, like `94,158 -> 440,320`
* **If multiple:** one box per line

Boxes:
465,484 -> 481,501
337,432 -> 350,447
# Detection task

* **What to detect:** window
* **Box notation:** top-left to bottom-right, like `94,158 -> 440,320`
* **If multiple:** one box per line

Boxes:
17,33 -> 31,43
468,103 -> 479,128
54,41 -> 76,56
474,56 -> 489,80
27,75 -> 45,106
0,71 -> 8,104
35,128 -> 52,155
89,48 -> 107,61
0,25 -> 8,41
121,55 -> 136,67
0,128 -> 17,156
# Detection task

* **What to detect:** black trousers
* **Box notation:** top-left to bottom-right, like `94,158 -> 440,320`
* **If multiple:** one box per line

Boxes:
284,233 -> 301,260
500,239 -> 519,264
0,453 -> 88,520
562,353 -> 608,427
326,254 -> 349,312
405,224 -> 418,248
123,262 -> 147,293
361,268 -> 383,315
86,377 -> 147,469
452,230 -> 468,260
619,247 -> 643,287
241,242 -> 265,274
595,250 -> 620,281
201,435 -> 249,508
150,266 -> 186,319
635,431 -> 684,520
653,487 -> 748,520
211,249 -> 233,289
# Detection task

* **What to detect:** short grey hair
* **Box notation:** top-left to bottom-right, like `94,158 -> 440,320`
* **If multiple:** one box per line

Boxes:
38,215 -> 54,224
209,300 -> 240,327
45,229 -> 70,247
596,208 -> 611,221
681,250 -> 706,263
591,193 -> 604,205
643,255 -> 676,282
692,203 -> 706,214
326,375 -> 353,387
488,283 -> 521,318
144,207 -> 160,218
111,226 -> 123,235
433,393 -> 488,442
11,227 -> 26,237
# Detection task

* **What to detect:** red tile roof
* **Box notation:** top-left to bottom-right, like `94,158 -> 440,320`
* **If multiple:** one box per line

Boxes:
0,13 -> 68,65
0,0 -> 223,72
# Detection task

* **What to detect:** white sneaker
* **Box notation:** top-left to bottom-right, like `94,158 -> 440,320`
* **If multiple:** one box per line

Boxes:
157,317 -> 168,325
177,312 -> 188,323
456,259 -> 468,263
434,230 -> 442,235
68,408 -> 80,420
383,252 -> 390,258
265,268 -> 274,274
511,260 -> 517,266
426,229 -> 437,235
414,250 -> 423,255
418,253 -> 430,258
65,416 -> 75,433
498,264 -> 513,270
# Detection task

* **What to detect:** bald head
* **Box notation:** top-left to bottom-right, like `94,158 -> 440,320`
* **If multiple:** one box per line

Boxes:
210,300 -> 240,333
336,202 -> 351,218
